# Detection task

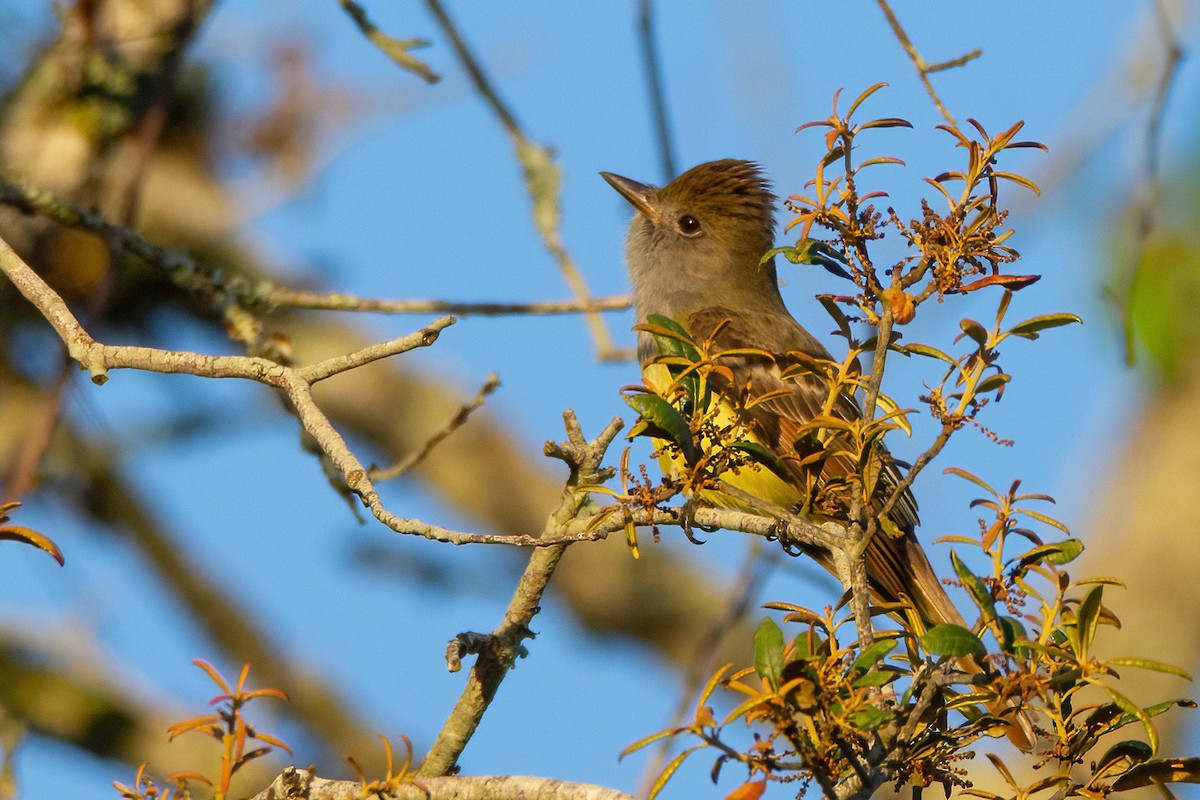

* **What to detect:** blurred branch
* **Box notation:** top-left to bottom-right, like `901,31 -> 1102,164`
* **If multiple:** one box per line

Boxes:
423,0 -> 624,362
1117,0 -> 1184,364
418,412 -> 620,776
252,766 -> 637,800
637,0 -> 677,181
0,176 -> 634,321
336,0 -> 441,84
874,0 -> 981,125
372,372 -> 501,481
270,288 -> 632,317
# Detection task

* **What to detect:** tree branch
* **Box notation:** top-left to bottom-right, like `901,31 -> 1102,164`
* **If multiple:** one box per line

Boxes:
423,0 -> 625,361
418,412 -> 621,776
250,766 -> 637,800
874,0 -> 980,125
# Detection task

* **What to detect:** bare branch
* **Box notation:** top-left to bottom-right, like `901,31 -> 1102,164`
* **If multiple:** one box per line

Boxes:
373,372 -> 501,481
637,0 -> 677,181
418,412 -> 619,776
335,0 -> 441,83
423,0 -> 623,361
0,175 -> 633,324
250,766 -> 638,800
270,288 -> 633,317
874,0 -> 980,125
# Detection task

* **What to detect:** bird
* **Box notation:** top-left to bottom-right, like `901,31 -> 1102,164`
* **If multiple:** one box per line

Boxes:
600,158 -> 960,629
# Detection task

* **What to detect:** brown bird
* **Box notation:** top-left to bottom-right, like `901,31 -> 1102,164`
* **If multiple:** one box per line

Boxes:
601,158 -> 959,628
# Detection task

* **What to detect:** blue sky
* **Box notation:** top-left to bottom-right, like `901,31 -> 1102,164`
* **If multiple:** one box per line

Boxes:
3,2 -> 1198,798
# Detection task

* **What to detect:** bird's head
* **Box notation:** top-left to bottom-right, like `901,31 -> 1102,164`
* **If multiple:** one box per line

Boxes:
601,159 -> 780,316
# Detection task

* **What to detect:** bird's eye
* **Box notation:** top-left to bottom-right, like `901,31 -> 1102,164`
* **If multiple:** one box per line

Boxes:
677,215 -> 702,236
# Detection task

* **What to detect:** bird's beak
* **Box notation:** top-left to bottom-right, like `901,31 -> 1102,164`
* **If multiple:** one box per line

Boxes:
600,171 -> 662,224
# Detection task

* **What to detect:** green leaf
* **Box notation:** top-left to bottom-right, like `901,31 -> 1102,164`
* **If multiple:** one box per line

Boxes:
1015,539 -> 1084,569
951,551 -> 997,624
851,639 -> 898,672
900,342 -> 959,366
642,314 -> 701,361
1099,683 -> 1158,752
730,440 -> 789,477
923,623 -> 986,660
1075,584 -> 1103,658
976,371 -> 1011,394
996,615 -> 1027,654
847,705 -> 894,730
817,295 -> 855,341
754,618 -> 785,690
960,318 -> 989,346
624,393 -> 695,463
1007,312 -> 1082,339
1096,739 -> 1153,774
852,669 -> 898,688
1112,758 -> 1200,791
1106,658 -> 1193,680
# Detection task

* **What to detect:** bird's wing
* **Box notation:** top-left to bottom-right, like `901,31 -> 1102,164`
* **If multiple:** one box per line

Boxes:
685,307 -> 957,624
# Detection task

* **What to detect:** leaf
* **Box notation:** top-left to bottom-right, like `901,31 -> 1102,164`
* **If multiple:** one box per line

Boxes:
923,623 -> 986,659
951,551 -> 997,624
852,669 -> 899,688
620,727 -> 678,760
1016,539 -> 1084,569
641,314 -> 701,361
1096,740 -> 1153,775
959,318 -> 989,346
944,466 -> 997,496
724,780 -> 767,800
1112,758 -> 1200,791
848,705 -> 894,730
1106,658 -> 1193,680
958,274 -> 1041,293
902,342 -> 959,365
647,745 -> 705,800
996,615 -> 1028,653
1007,312 -> 1083,339
976,371 -> 1011,395
0,523 -> 65,566
1075,585 -> 1103,658
754,617 -> 785,690
731,440 -> 789,476
846,82 -> 890,117
1099,683 -> 1158,752
851,638 -> 898,672
624,393 -> 695,462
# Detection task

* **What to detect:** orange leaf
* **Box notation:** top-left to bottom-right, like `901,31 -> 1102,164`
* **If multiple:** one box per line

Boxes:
0,524 -> 64,565
725,780 -> 768,800
958,274 -> 1041,293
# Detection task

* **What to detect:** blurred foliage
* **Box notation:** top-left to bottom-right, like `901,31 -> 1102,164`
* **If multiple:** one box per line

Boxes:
1120,165 -> 1200,385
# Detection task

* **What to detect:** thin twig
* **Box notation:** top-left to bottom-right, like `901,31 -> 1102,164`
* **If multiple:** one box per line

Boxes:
1119,0 -> 1183,364
874,0 -> 980,126
0,176 -> 634,323
270,287 -> 632,317
418,412 -> 621,776
336,0 -> 440,83
637,0 -> 677,181
423,0 -> 621,361
372,372 -> 501,481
